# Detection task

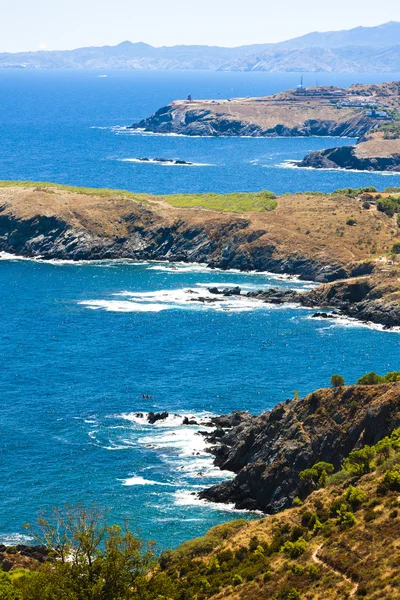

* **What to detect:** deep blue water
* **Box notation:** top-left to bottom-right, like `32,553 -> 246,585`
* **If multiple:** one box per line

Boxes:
1,69 -> 400,193
2,70 -> 400,550
1,258 -> 400,550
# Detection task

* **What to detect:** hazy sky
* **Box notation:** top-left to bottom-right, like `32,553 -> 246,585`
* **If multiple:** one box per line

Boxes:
2,0 -> 400,52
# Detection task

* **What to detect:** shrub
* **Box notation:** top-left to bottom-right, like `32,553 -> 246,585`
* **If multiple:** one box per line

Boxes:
337,507 -> 357,529
275,587 -> 301,600
300,462 -> 334,490
330,374 -> 345,388
362,201 -> 371,209
377,467 -> 400,494
0,574 -> 21,600
232,574 -> 243,586
392,242 -> 400,254
357,371 -> 384,385
281,537 -> 308,559
343,446 -> 376,476
344,485 -> 367,510
346,218 -> 357,226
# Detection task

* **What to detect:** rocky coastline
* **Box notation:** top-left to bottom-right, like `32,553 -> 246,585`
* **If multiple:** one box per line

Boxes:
298,144 -> 400,172
130,105 -> 374,138
198,382 -> 400,512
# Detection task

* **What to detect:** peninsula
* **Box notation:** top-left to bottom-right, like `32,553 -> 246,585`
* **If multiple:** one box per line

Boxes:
1,181 -> 400,328
132,80 -> 400,172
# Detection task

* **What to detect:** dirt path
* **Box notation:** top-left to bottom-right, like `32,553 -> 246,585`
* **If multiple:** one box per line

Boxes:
312,544 -> 358,597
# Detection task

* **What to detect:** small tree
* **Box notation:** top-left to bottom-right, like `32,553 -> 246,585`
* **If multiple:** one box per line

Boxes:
392,242 -> 400,254
343,446 -> 376,476
330,374 -> 345,388
21,505 -> 156,600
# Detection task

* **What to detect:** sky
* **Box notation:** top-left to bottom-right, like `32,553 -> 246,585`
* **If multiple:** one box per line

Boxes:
1,0 -> 400,52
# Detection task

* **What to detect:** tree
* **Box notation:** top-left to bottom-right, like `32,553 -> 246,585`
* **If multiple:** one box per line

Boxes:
343,446 -> 376,476
356,371 -> 384,385
20,505 -> 156,600
330,374 -> 344,388
392,242 -> 400,254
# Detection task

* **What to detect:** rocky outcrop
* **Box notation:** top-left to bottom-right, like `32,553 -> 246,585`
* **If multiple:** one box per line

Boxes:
0,204 -> 350,282
246,276 -> 400,328
131,105 -> 374,138
298,144 -> 400,171
199,383 -> 400,512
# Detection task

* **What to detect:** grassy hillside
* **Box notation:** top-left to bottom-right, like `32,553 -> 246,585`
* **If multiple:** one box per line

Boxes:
155,425 -> 400,599
1,383 -> 400,599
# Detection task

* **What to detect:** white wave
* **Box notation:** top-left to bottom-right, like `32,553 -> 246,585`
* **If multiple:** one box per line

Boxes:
80,287 -> 271,313
276,159 -> 400,175
0,532 -> 33,545
118,158 -> 213,167
121,476 -> 175,487
119,412 -> 199,428
173,490 -> 263,514
308,313 -> 400,333
79,299 -> 173,312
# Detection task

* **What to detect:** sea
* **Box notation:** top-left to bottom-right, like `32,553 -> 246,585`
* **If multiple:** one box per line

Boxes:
1,69 -> 400,551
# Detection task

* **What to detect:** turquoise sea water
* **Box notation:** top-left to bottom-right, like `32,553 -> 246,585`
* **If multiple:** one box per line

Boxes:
1,70 -> 400,550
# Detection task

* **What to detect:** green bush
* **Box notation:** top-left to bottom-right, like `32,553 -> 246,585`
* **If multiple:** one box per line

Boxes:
344,485 -> 367,510
330,374 -> 344,388
378,467 -> 400,494
343,446 -> 376,476
346,218 -> 357,226
392,242 -> 400,254
0,574 -> 22,600
300,462 -> 335,490
281,537 -> 308,559
357,371 -> 400,385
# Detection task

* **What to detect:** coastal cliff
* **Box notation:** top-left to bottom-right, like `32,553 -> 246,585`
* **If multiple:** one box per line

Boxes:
1,182 -> 400,327
131,81 -> 400,138
298,132 -> 400,172
131,92 -> 377,138
200,382 -> 400,513
131,81 -> 400,171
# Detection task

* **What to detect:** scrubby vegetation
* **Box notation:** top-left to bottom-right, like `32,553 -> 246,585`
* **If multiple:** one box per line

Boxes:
162,190 -> 278,213
0,180 -> 146,202
356,370 -> 400,385
2,421 -> 400,600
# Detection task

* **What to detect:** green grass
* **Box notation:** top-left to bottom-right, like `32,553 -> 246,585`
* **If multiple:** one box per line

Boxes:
161,190 -> 278,213
0,180 -> 147,202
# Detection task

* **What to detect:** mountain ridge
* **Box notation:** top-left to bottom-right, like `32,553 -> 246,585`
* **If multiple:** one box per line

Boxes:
1,22 -> 400,72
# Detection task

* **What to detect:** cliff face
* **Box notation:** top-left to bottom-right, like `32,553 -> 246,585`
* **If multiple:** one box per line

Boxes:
2,183 -> 400,328
246,275 -> 400,328
298,144 -> 400,171
131,101 -> 374,138
199,383 -> 400,512
0,199 -> 342,280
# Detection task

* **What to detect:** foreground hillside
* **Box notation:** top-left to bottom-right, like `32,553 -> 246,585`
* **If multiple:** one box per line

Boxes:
2,381 -> 400,599
1,181 -> 400,326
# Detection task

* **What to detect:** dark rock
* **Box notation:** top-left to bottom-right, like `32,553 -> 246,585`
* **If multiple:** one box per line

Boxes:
199,384 -> 400,513
183,416 -> 199,425
298,145 -> 400,172
1,558 -> 13,572
147,411 -> 169,424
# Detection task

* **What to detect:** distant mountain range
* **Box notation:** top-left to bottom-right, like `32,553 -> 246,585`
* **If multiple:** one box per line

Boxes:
1,22 -> 400,72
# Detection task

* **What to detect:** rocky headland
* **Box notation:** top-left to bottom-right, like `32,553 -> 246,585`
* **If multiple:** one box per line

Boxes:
199,382 -> 400,513
131,80 -> 400,172
1,181 -> 400,328
130,86 -> 381,138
